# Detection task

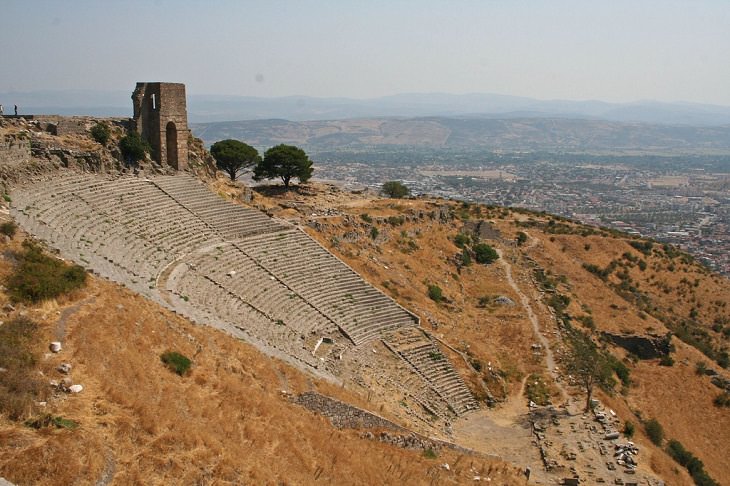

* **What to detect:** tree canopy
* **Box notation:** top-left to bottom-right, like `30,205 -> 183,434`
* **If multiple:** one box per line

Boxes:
381,180 -> 410,198
253,144 -> 313,188
210,139 -> 260,181
564,330 -> 615,412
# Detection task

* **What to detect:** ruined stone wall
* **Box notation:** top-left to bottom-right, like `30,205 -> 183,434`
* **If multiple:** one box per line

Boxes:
132,82 -> 190,170
295,391 -> 403,430
294,392 -> 487,456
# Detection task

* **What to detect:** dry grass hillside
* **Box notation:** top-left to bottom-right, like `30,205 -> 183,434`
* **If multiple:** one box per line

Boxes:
241,180 -> 729,485
1,112 -> 727,484
0,228 -> 525,485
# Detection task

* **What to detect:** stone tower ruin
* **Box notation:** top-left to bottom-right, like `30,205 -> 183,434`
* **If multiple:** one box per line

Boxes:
131,82 -> 189,170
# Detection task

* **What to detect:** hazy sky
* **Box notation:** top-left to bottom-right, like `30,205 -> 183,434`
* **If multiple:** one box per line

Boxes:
2,0 -> 729,104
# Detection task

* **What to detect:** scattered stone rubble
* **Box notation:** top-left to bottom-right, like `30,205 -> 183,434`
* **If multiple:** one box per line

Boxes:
530,399 -> 663,486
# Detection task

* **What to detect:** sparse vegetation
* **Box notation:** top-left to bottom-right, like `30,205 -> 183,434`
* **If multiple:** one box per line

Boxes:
422,448 -> 438,459
473,243 -> 499,264
666,439 -> 720,486
25,414 -> 79,430
7,241 -> 87,303
381,180 -> 410,199
695,361 -> 708,375
0,221 -> 17,237
0,317 -> 47,421
623,420 -> 635,438
515,231 -> 528,246
644,418 -> 664,446
713,392 -> 730,408
160,351 -> 192,376
525,373 -> 552,406
90,122 -> 111,145
427,284 -> 443,303
453,232 -> 470,248
119,130 -> 151,163
628,240 -> 654,255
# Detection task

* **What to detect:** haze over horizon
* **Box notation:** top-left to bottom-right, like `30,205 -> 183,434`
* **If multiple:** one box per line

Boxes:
1,0 -> 729,106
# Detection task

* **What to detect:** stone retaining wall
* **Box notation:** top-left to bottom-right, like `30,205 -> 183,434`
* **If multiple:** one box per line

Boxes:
295,391 -> 403,431
293,392 -> 487,457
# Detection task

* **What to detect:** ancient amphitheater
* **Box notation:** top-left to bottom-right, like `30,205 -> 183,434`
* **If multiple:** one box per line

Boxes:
11,171 -> 478,418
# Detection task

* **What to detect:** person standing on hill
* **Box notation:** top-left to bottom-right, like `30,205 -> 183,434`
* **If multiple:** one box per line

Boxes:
14,105 -> 18,116
0,104 -> 4,115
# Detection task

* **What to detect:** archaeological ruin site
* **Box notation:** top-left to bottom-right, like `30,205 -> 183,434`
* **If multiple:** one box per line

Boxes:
3,82 -> 724,486
7,83 -> 478,424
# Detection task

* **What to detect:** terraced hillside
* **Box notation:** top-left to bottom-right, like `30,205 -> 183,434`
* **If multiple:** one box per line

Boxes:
10,171 -> 476,419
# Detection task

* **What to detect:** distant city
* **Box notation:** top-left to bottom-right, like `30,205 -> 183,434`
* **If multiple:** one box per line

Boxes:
309,150 -> 730,276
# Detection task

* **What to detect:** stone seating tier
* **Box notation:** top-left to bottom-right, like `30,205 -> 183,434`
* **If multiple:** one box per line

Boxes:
10,172 -> 476,416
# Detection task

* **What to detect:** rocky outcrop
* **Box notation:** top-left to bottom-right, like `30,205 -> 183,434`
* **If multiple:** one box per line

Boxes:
463,220 -> 501,240
601,332 -> 672,359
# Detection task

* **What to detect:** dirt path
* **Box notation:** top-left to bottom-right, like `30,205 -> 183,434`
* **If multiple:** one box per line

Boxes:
94,449 -> 116,486
55,296 -> 96,342
496,248 -> 557,375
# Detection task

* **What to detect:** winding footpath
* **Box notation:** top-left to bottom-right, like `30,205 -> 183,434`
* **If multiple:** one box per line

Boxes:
496,239 -> 566,402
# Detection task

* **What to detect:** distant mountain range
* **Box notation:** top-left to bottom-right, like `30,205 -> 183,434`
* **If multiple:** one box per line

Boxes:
191,117 -> 730,154
2,89 -> 730,126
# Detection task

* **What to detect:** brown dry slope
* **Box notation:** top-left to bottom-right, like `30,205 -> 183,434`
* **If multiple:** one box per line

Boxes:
0,230 -> 526,485
249,187 -> 728,485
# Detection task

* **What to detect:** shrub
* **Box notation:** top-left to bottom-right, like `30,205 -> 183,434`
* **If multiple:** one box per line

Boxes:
90,122 -> 111,145
2,194 -> 10,202
369,226 -> 379,240
461,249 -> 472,266
659,355 -> 674,367
453,233 -> 470,248
644,418 -> 664,446
423,448 -> 438,459
0,317 -> 47,421
386,215 -> 405,226
160,351 -> 192,376
576,315 -> 595,330
515,231 -> 528,246
381,180 -> 410,198
427,284 -> 443,303
695,361 -> 708,375
360,213 -> 372,223
0,221 -> 17,238
666,439 -> 720,486
608,356 -> 631,386
713,392 -> 730,407
478,296 -> 496,308
119,131 -> 151,162
623,420 -> 635,438
7,241 -> 87,303
25,414 -> 79,430
628,240 -> 653,255
473,243 -> 499,264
